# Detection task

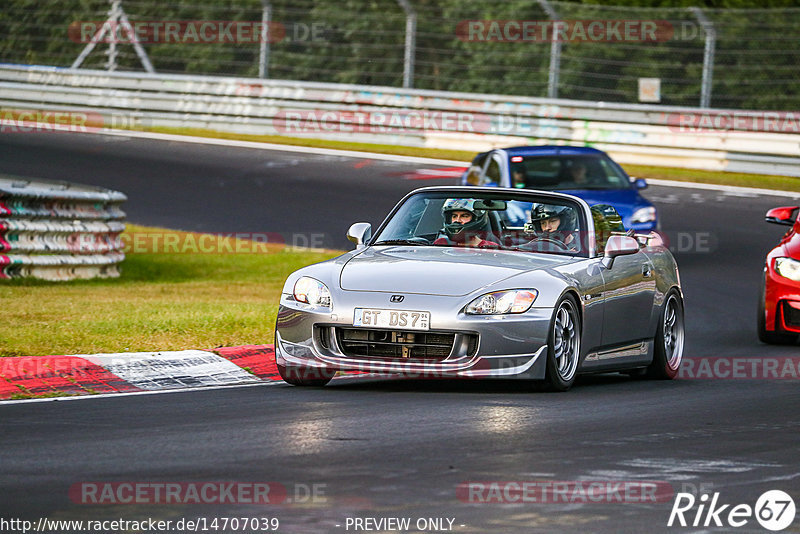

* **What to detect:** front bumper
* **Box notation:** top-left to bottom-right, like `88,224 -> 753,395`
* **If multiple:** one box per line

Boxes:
275,291 -> 552,380
765,262 -> 800,333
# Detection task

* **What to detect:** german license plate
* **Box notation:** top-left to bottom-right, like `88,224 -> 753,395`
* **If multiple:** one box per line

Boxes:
353,308 -> 430,331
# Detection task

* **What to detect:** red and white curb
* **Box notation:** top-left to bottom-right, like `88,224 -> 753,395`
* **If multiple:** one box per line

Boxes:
0,345 -> 282,400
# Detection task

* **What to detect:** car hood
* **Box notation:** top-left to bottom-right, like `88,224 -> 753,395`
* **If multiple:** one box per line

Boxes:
780,231 -> 800,258
339,246 -> 572,296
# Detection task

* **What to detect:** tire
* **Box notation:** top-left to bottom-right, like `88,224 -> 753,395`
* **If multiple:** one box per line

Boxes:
543,295 -> 581,391
277,362 -> 335,387
757,279 -> 797,345
646,291 -> 685,379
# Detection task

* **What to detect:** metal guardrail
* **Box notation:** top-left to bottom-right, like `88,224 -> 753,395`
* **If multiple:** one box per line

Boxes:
0,175 -> 126,281
1,64 -> 799,177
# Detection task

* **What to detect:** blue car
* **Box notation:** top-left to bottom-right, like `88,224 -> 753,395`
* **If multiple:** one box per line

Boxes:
461,146 -> 657,231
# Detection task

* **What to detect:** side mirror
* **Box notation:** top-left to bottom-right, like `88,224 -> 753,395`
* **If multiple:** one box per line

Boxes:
632,177 -> 648,190
601,235 -> 640,269
765,206 -> 799,227
346,222 -> 372,248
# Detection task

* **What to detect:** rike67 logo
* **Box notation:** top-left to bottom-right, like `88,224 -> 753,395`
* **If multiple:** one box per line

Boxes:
668,490 -> 796,531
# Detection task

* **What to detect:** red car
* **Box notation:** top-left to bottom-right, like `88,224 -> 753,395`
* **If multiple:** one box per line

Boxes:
759,206 -> 800,344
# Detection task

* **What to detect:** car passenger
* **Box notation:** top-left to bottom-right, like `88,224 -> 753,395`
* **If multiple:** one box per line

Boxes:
525,204 -> 578,251
433,199 -> 500,248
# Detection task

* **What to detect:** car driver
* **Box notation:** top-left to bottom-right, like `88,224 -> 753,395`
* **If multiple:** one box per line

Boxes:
433,199 -> 500,248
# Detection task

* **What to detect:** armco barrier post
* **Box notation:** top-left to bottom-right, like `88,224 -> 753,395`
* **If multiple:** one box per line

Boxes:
536,0 -> 561,100
690,7 -> 716,109
258,0 -> 272,79
396,0 -> 417,89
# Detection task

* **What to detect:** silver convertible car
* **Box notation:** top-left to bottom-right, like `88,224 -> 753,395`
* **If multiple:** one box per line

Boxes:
275,186 -> 684,391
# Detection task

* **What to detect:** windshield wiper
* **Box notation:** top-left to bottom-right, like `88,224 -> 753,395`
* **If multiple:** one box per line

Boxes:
372,239 -> 428,246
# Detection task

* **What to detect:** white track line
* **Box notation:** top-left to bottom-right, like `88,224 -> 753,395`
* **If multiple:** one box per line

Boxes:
644,178 -> 800,198
99,129 -> 463,166
92,129 -> 800,198
0,380 -> 284,406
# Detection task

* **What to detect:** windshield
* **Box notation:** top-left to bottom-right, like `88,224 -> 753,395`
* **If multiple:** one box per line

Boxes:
372,191 -> 591,256
510,154 -> 630,191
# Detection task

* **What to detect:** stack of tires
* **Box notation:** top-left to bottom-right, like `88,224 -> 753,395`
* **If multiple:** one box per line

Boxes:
0,175 -> 126,280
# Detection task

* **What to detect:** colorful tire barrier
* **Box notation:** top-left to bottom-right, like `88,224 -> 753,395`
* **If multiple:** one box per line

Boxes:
0,175 -> 126,280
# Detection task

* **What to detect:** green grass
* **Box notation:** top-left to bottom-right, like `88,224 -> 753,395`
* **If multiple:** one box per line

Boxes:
6,388 -> 78,400
146,126 -> 800,193
0,225 -> 340,357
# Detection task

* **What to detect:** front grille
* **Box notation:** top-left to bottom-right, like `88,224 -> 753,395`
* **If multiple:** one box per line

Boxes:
782,301 -> 800,328
335,328 -> 457,360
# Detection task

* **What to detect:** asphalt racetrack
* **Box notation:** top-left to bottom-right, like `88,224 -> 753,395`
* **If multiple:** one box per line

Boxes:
1,132 -> 799,533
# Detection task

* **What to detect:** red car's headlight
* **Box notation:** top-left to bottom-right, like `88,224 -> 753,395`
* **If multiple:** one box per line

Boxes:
775,257 -> 800,282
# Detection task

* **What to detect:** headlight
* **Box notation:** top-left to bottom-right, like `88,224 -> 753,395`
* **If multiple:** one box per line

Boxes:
465,290 -> 538,315
631,206 -> 657,224
293,276 -> 331,307
775,257 -> 800,281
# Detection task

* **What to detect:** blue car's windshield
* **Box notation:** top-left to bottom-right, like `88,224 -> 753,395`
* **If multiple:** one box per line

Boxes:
510,154 -> 630,191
